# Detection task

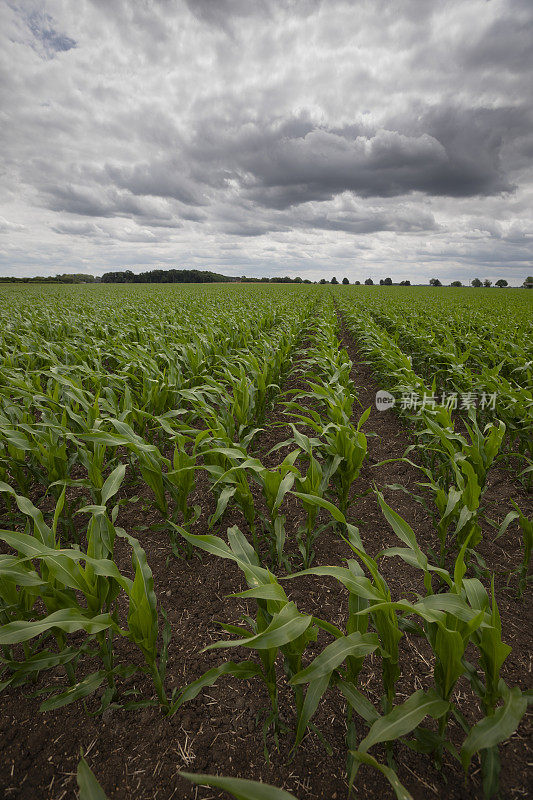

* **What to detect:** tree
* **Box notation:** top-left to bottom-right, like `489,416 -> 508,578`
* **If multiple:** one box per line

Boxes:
471,278 -> 483,287
483,279 -> 492,287
450,280 -> 462,287
342,277 -> 349,285
355,280 -> 361,285
399,280 -> 411,286
523,276 -> 533,289
379,279 -> 384,285
319,278 -> 327,284
364,278 -> 373,285
384,277 -> 392,285
429,278 -> 442,286
331,276 -> 339,284
495,279 -> 508,288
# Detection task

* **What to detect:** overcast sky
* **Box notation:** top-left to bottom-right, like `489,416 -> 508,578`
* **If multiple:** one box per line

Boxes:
1,0 -> 532,284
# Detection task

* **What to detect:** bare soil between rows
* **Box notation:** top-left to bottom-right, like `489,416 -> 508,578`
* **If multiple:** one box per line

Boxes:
0,322 -> 531,800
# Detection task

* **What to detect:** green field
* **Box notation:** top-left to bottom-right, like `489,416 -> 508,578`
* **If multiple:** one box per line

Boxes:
0,283 -> 531,800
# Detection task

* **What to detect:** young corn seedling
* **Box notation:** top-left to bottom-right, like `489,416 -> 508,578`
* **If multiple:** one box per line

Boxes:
0,476 -> 172,714
292,432 -> 331,568
163,431 -> 204,555
204,454 -> 258,549
77,758 -> 303,800
282,397 -> 370,518
324,415 -> 369,518
375,492 -> 529,797
385,410 -> 505,569
234,451 -> 300,568
174,524 -> 328,754
493,501 -> 532,598
287,494 -> 405,784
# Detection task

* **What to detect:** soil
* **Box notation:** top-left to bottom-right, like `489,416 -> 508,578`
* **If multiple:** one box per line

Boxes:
0,314 -> 531,800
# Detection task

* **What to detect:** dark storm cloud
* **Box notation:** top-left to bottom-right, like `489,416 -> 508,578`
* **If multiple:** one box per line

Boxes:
184,101 -> 529,211
182,107 -> 520,209
41,183 -> 176,223
105,161 -> 205,206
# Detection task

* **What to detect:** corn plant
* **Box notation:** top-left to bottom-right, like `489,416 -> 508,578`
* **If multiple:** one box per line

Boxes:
0,476 -> 172,713
374,493 -> 529,797
180,771 -> 300,799
280,492 -> 530,798
77,758 -> 304,800
174,524 -> 335,753
383,410 -> 506,568
493,501 -> 532,597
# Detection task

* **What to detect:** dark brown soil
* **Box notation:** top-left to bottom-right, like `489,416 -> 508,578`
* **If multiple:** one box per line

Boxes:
0,318 -> 531,800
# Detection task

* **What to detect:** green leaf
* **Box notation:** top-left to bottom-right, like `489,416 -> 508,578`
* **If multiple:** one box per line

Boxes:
179,772 -> 299,800
291,632 -> 378,685
494,510 -> 519,542
461,686 -> 527,773
100,463 -> 126,505
172,661 -> 263,713
359,689 -> 449,753
77,755 -> 109,800
376,492 -> 426,565
293,673 -> 330,750
348,752 -> 413,800
171,527 -> 235,562
40,670 -> 107,711
209,485 -> 236,527
0,609 -> 114,645
291,492 -> 347,524
285,565 -> 382,602
336,678 -> 380,725
481,746 -> 500,800
230,584 -> 288,604
205,603 -> 312,651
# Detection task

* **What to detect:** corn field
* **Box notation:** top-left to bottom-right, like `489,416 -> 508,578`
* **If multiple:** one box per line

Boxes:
0,282 -> 531,800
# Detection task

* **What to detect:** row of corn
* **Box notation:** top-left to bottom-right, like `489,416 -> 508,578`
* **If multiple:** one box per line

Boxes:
0,283 -> 530,799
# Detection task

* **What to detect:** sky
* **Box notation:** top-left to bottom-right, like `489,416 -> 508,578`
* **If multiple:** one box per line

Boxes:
1,0 -> 532,285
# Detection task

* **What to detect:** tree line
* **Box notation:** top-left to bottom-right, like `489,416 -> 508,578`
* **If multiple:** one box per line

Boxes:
1,269 -> 531,288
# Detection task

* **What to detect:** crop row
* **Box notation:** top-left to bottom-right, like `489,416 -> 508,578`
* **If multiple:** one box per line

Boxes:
0,284 -> 531,800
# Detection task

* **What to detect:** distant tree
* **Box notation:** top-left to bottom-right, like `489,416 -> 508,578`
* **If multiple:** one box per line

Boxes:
429,278 -> 442,286
379,279 -> 384,285
303,279 -> 312,284
331,276 -> 339,284
355,280 -> 361,285
522,276 -> 533,289
294,276 -> 303,283
319,278 -> 327,284
364,278 -> 373,285
471,278 -> 483,287
495,279 -> 508,288
101,268 -> 233,284
383,277 -> 393,285
399,280 -> 411,286
450,280 -> 462,287
483,279 -> 492,287
342,277 -> 349,285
